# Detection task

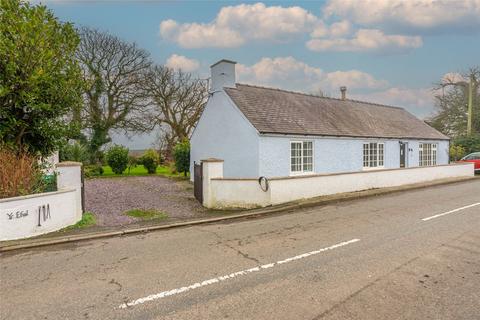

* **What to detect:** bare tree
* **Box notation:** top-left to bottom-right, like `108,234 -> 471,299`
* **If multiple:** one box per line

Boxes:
76,27 -> 153,162
145,65 -> 208,158
429,68 -> 479,138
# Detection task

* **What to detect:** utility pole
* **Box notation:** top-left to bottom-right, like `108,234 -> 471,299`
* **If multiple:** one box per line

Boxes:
467,73 -> 473,136
441,72 -> 476,136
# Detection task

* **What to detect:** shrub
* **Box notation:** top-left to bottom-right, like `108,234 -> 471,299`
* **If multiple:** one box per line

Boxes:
173,140 -> 190,176
450,145 -> 466,161
0,147 -> 45,198
84,164 -> 104,178
60,141 -> 89,163
127,155 -> 138,174
105,145 -> 129,174
453,135 -> 480,155
140,149 -> 159,174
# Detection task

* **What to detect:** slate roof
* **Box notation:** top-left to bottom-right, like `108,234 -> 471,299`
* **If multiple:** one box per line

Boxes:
224,84 -> 449,140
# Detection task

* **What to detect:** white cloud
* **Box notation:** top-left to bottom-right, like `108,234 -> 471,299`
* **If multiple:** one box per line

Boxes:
307,29 -> 422,53
351,87 -> 435,118
159,3 -> 317,48
441,72 -> 467,84
323,0 -> 480,33
160,19 -> 244,48
236,56 -> 388,92
324,70 -> 388,90
165,54 -> 200,72
310,20 -> 351,38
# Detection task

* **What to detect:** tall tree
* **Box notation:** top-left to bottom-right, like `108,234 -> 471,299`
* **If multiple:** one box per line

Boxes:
145,66 -> 208,158
76,28 -> 153,162
0,0 -> 83,156
430,68 -> 480,138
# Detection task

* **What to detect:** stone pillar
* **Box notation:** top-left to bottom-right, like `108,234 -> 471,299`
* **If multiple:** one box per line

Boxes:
201,159 -> 224,208
56,162 -> 83,220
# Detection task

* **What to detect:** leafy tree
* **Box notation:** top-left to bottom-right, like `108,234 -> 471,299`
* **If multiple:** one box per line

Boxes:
452,135 -> 480,156
173,140 -> 190,176
146,66 -> 207,159
0,0 -> 83,156
105,145 -> 129,174
76,28 -> 153,163
140,149 -> 159,174
430,68 -> 479,138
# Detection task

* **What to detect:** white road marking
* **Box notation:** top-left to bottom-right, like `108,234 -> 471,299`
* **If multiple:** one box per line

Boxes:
422,202 -> 480,221
118,238 -> 360,309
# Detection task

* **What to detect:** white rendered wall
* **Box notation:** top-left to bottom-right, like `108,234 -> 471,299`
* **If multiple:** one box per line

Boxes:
57,162 -> 83,220
259,135 -> 450,177
0,189 -> 78,241
0,161 -> 83,241
206,163 -> 473,209
190,91 -> 260,179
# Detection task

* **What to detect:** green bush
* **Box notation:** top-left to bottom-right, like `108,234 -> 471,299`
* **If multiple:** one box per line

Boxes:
453,135 -> 480,155
83,164 -> 104,177
127,155 -> 138,174
105,145 -> 129,174
449,145 -> 466,161
60,141 -> 89,163
140,149 -> 160,174
173,140 -> 190,176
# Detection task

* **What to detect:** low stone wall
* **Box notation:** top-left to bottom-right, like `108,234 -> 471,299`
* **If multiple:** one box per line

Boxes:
202,161 -> 474,209
0,162 -> 83,241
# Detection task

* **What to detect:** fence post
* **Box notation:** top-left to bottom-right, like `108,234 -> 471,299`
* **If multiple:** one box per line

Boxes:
56,162 -> 83,220
201,159 -> 224,208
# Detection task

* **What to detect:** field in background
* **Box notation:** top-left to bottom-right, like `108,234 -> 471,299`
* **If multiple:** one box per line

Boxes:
99,165 -> 189,179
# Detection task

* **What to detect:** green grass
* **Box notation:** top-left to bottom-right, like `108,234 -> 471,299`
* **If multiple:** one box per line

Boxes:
124,209 -> 168,221
63,212 -> 96,230
98,165 -> 189,179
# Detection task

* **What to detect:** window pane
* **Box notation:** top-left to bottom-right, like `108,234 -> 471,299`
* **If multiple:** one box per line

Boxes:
379,143 -> 384,166
290,142 -> 302,172
363,144 -> 369,167
302,141 -> 313,172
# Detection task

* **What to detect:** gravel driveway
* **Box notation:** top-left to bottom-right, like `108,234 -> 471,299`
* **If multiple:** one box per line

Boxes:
85,176 -> 207,226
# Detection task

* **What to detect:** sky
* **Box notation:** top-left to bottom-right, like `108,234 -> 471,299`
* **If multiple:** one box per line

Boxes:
39,0 -> 480,149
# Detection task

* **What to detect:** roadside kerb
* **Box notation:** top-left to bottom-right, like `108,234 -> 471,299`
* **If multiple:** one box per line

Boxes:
0,176 -> 476,253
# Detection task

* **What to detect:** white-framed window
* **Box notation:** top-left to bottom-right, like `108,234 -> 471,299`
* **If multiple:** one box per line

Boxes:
419,143 -> 437,166
363,142 -> 385,169
290,141 -> 313,174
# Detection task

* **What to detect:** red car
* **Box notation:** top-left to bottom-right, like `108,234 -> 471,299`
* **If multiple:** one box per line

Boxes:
459,152 -> 480,172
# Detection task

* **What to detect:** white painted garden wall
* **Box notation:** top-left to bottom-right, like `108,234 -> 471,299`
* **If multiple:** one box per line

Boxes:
202,160 -> 474,209
0,162 -> 83,241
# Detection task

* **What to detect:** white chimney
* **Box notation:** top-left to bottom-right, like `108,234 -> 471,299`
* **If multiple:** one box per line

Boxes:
210,59 -> 236,91
340,86 -> 347,100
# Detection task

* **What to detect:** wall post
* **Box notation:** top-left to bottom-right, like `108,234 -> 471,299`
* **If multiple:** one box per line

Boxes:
201,159 -> 224,208
56,161 -> 83,220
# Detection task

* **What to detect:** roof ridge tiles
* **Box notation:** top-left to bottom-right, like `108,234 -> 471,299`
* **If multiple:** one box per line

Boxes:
233,83 -> 404,111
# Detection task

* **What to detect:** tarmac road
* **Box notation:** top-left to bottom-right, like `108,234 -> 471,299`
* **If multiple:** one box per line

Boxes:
1,179 -> 479,320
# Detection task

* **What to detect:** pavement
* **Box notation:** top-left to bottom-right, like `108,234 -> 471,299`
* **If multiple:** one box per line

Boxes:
0,179 -> 479,320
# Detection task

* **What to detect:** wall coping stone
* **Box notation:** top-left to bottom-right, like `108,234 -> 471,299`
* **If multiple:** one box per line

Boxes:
0,188 -> 75,203
56,161 -> 83,167
202,158 -> 224,163
211,162 -> 472,181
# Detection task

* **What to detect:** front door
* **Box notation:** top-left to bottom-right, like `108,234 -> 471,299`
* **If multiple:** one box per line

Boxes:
400,142 -> 406,168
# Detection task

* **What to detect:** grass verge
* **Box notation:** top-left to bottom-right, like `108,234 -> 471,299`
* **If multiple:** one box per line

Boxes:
63,212 -> 96,230
124,209 -> 168,221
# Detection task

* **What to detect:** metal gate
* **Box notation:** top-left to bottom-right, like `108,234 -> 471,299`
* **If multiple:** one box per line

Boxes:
193,162 -> 203,203
80,165 -> 86,213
